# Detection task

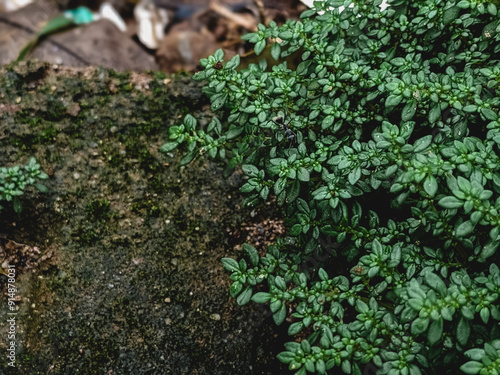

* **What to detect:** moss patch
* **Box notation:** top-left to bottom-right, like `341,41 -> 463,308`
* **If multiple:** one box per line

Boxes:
0,61 -> 288,374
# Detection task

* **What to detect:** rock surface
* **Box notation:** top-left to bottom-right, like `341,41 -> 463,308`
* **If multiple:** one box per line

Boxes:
0,61 -> 288,374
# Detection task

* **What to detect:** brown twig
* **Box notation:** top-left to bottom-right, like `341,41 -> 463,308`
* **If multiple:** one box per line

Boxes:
252,0 -> 268,26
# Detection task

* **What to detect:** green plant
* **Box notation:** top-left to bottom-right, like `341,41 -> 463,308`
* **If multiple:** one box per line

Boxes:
162,0 -> 500,374
0,157 -> 49,213
85,199 -> 112,220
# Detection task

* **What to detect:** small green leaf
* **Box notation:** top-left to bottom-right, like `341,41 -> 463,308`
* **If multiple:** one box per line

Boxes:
34,183 -> 49,193
438,196 -> 464,209
288,321 -> 304,335
402,100 -> 417,121
456,220 -> 475,237
180,152 -> 196,165
274,177 -> 287,195
271,42 -> 281,60
429,105 -> 441,123
411,317 -> 429,335
242,164 -> 259,177
287,180 -> 300,203
243,243 -> 259,266
184,114 -> 197,131
341,359 -> 351,374
479,240 -> 500,261
278,30 -> 293,39
254,39 -> 266,55
318,268 -> 328,281
298,167 -> 310,182
236,286 -> 253,305
391,57 -> 406,66
480,307 -> 490,324
225,127 -> 244,140
275,276 -> 287,291
208,147 -> 217,159
252,292 -> 272,303
372,239 -> 383,254
487,3 -> 497,15
408,298 -> 424,310
386,94 -> 403,107
443,6 -> 460,25
481,108 -> 497,121
221,258 -> 240,272
484,343 -> 497,357
240,183 -> 255,193
356,300 -> 369,313
456,317 -> 471,346
225,54 -> 240,70
290,224 -> 302,236
408,364 -> 422,375
460,361 -> 483,375
305,360 -> 315,372
461,306 -> 475,320
211,93 -> 228,111
297,198 -> 310,214
348,167 -> 362,185
214,49 -> 224,61
277,351 -> 295,364
463,105 -> 478,113
193,71 -> 206,80
13,197 -> 22,214
423,175 -> 438,197
322,116 -> 335,130
465,348 -> 486,361
161,142 -> 179,152
273,304 -> 286,325
413,135 -> 433,153
230,281 -> 243,297
425,272 -> 447,297
428,317 -> 443,345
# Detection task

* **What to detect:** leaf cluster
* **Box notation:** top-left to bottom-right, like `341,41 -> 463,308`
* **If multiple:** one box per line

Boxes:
0,157 -> 49,213
162,0 -> 500,374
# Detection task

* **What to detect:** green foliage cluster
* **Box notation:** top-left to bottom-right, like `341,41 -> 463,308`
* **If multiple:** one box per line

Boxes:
162,0 -> 500,374
0,157 -> 48,213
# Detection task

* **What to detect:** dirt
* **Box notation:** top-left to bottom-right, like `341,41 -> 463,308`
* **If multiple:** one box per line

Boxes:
0,60 -> 289,374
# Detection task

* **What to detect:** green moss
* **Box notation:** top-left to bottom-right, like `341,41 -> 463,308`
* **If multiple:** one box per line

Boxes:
45,147 -> 62,163
15,108 -> 42,126
85,199 -> 112,221
45,96 -> 67,121
106,68 -> 130,81
9,123 -> 57,150
149,174 -> 166,194
107,179 -> 123,194
130,198 -> 162,217
38,124 -> 57,143
77,229 -> 100,246
9,136 -> 30,151
41,328 -> 119,374
45,267 -> 70,291
107,154 -> 124,169
0,62 -> 276,375
123,138 -> 163,175
74,188 -> 85,198
154,71 -> 166,80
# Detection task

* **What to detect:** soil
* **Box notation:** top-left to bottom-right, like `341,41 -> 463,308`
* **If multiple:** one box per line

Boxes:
0,60 -> 289,374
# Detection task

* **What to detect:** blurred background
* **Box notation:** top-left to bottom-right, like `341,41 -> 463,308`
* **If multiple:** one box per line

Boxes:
0,0 -> 306,73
